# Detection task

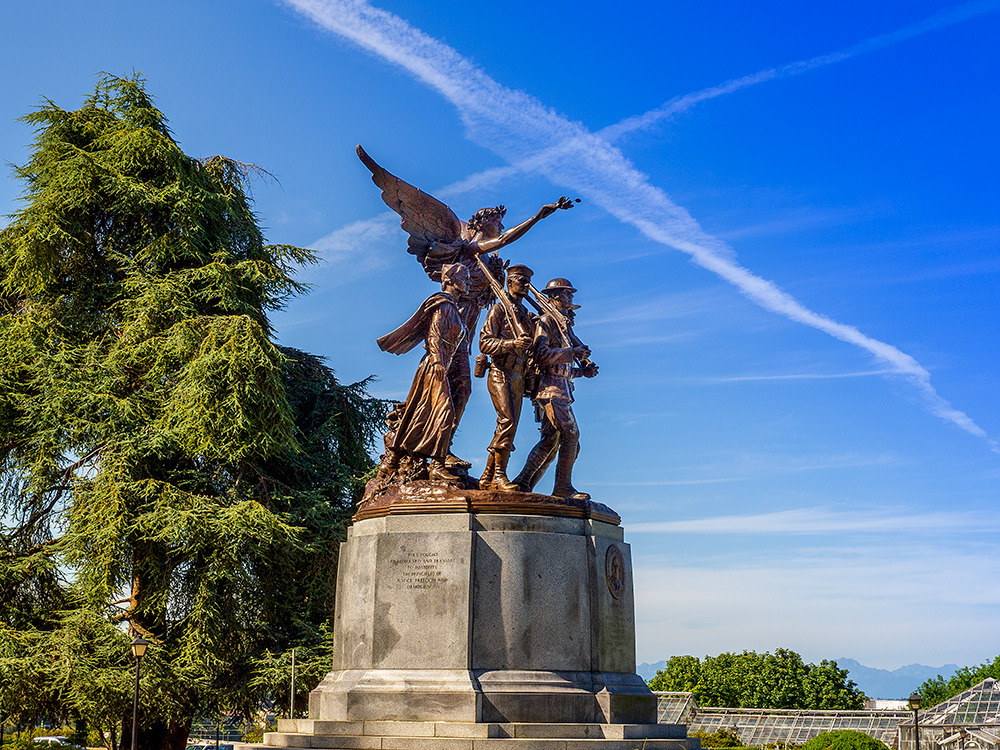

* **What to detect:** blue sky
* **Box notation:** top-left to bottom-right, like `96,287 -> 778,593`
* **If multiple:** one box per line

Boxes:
3,0 -> 999,674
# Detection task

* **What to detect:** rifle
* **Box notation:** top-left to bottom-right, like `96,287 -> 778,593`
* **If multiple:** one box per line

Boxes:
472,254 -> 535,380
526,283 -> 596,369
473,255 -> 530,339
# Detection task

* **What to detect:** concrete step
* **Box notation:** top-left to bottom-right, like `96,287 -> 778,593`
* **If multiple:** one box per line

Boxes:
241,734 -> 699,750
273,720 -> 690,740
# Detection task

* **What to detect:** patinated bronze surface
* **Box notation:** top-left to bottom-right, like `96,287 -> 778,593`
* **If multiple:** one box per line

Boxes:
370,263 -> 471,488
513,278 -> 599,500
355,481 -> 620,526
356,146 -> 601,516
478,264 -> 535,491
357,145 -> 575,468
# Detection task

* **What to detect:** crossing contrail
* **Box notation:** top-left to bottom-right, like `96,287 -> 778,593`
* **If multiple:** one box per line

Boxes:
283,0 -> 997,448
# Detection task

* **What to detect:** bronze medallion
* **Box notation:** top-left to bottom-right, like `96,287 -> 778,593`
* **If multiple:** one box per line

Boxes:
605,544 -> 625,599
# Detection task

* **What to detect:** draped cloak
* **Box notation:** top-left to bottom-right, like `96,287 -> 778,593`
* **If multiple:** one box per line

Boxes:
377,292 -> 466,458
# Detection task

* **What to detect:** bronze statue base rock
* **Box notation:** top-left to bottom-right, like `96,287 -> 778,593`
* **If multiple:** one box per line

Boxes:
354,480 -> 620,525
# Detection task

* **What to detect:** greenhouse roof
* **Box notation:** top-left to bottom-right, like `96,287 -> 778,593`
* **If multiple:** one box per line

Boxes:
918,679 -> 1000,725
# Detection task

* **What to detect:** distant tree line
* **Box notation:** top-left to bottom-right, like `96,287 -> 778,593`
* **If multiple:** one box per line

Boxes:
648,649 -> 867,710
916,655 -> 1000,708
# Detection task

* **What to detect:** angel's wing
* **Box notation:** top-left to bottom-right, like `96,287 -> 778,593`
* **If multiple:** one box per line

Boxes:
357,145 -> 464,257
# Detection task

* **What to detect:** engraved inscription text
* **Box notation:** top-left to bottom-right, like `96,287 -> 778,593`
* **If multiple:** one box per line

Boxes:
390,550 -> 457,589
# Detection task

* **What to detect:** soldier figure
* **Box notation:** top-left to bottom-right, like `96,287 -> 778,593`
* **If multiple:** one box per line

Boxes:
356,145 -> 576,471
478,264 -> 535,490
514,278 -> 598,500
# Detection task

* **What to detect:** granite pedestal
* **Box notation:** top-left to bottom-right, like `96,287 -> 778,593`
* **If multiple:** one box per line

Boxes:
241,504 -> 694,750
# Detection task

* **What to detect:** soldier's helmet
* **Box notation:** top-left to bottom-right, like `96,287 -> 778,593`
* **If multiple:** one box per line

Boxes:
541,278 -> 577,294
541,278 -> 580,309
506,264 -> 534,280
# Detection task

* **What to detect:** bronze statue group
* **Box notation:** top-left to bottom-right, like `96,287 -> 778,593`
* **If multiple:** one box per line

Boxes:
358,146 -> 598,505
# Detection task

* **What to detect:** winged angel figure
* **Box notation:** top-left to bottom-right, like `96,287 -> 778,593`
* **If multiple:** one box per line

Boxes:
357,145 -> 577,470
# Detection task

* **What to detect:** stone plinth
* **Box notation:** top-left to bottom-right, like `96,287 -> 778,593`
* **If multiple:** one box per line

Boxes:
240,718 -> 696,750
308,511 -> 656,726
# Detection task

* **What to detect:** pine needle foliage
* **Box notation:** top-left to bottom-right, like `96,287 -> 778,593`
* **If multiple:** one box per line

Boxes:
0,74 -> 384,749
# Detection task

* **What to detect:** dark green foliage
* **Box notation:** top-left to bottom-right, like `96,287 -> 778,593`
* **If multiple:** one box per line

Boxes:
691,728 -> 745,748
0,74 -> 384,749
648,649 -> 866,710
802,731 -> 889,750
916,655 -> 1000,708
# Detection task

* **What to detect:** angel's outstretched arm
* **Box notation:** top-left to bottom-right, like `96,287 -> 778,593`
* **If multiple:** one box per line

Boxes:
475,196 -> 578,254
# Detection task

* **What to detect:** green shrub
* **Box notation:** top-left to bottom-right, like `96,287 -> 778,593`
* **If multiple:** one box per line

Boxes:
802,730 -> 890,750
240,719 -> 276,743
691,728 -> 745,748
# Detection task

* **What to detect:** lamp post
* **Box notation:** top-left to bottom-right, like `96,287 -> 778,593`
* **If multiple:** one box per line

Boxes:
909,692 -> 923,750
131,636 -> 149,750
290,648 -> 296,720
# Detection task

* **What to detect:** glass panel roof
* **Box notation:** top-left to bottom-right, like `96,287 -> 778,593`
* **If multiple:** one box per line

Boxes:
920,679 -> 1000,726
654,693 -> 910,745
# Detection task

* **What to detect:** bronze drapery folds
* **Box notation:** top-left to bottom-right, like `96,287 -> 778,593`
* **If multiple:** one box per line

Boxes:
355,146 -> 600,511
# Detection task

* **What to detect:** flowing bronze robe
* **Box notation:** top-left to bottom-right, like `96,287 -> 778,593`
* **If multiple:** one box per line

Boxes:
377,292 -> 466,458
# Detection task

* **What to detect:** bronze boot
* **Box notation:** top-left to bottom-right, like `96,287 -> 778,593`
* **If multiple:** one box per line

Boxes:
512,442 -> 557,493
551,445 -> 590,500
478,452 -> 496,489
373,449 -> 401,484
445,451 -> 472,470
428,457 -> 460,483
491,449 -> 520,492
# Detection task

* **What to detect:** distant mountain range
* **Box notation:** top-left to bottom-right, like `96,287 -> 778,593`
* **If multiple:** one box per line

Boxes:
834,658 -> 959,699
636,658 -> 960,699
636,660 -> 668,681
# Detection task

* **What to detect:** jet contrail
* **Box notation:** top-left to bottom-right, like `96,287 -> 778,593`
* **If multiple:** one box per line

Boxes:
283,0 -> 996,448
602,0 -> 1000,141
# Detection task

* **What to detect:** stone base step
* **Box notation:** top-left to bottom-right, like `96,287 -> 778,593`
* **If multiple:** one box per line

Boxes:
235,720 -> 699,750
242,739 -> 693,750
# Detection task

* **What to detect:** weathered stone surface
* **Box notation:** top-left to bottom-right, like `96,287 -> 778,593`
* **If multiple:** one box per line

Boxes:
310,736 -> 382,749
241,720 -> 699,750
589,535 -> 636,676
309,512 -> 654,725
371,530 -> 473,670
475,670 -> 597,724
472,530 -> 590,670
309,668 -> 480,723
331,533 -> 376,672
380,738 -> 474,750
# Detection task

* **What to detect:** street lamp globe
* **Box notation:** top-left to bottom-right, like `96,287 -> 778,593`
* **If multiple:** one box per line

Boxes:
131,636 -> 149,660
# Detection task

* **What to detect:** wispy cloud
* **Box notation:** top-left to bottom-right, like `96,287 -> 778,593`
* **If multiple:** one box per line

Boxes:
590,450 -> 898,486
630,506 -> 1000,534
595,332 -> 703,349
282,0 -> 996,449
590,477 -> 750,487
600,0 -> 1000,141
303,211 -> 401,284
588,287 -> 740,326
692,370 -> 893,383
632,540 -> 1000,667
713,207 -> 863,242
